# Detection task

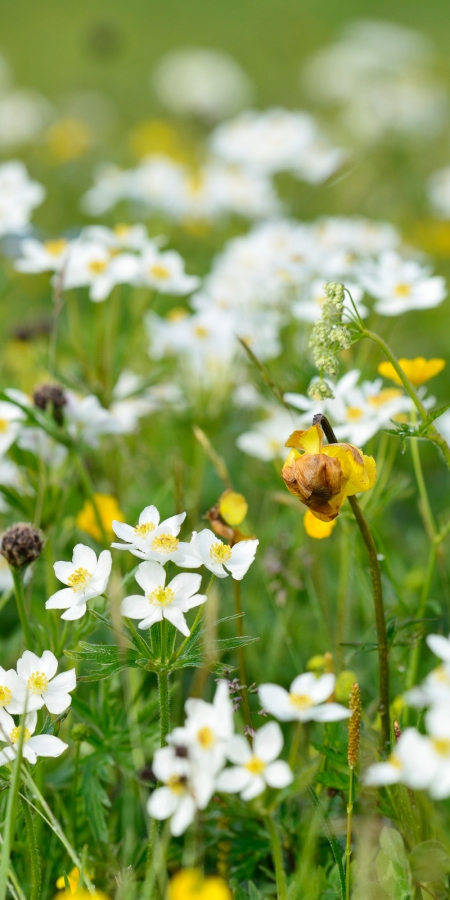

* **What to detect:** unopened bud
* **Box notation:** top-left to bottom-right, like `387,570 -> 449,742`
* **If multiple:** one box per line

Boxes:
1,523 -> 44,569
347,683 -> 361,769
307,379 -> 334,401
33,383 -> 66,425
70,723 -> 93,742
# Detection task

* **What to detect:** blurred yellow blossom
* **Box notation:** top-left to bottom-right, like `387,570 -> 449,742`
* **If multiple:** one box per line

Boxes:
378,357 -> 445,386
55,868 -> 106,899
76,494 -> 124,541
304,509 -> 336,539
56,868 -> 81,894
47,118 -> 92,162
167,869 -> 232,900
129,119 -> 186,160
218,490 -> 248,527
335,670 -> 358,703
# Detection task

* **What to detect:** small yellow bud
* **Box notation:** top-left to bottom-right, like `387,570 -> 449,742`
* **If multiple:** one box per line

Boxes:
306,654 -> 326,674
218,490 -> 248,527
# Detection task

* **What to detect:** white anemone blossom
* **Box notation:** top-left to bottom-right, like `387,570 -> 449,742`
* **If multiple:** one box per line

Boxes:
112,505 -> 196,565
46,544 -> 112,621
137,246 -> 200,295
0,666 -> 27,714
406,633 -> 450,709
259,673 -> 351,723
357,251 -> 446,316
147,744 -> 214,836
168,680 -> 234,772
14,236 -> 71,273
121,561 -> 206,636
0,709 -> 68,766
15,650 -> 76,714
61,240 -> 140,302
216,721 -> 293,800
184,530 -> 258,579
0,400 -> 26,455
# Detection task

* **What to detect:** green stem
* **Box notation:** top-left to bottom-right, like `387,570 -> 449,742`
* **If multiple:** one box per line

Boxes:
233,578 -> 252,729
158,620 -> 170,747
11,567 -> 33,649
0,714 -> 27,900
345,767 -> 355,900
406,540 -> 438,697
360,329 -> 450,468
70,450 -> 108,546
410,408 -> 437,540
172,574 -> 216,661
336,525 -> 350,669
265,815 -> 287,900
21,795 -> 42,900
71,741 -> 80,848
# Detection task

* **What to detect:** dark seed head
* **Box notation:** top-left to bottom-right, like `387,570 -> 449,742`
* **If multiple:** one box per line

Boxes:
33,383 -> 67,425
1,523 -> 44,569
174,745 -> 189,759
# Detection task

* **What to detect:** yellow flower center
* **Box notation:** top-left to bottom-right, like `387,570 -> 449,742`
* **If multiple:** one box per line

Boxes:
435,666 -> 450,684
149,264 -> 170,280
0,419 -> 9,433
289,693 -> 314,710
67,567 -> 92,592
167,774 -> 188,795
196,726 -> 215,749
432,738 -> 450,757
88,259 -> 108,275
194,326 -> 209,339
27,672 -> 49,695
148,586 -> 175,607
114,224 -> 131,238
346,406 -> 364,421
10,726 -> 31,744
44,238 -> 68,256
134,522 -> 156,537
245,756 -> 266,775
0,686 -> 12,706
394,282 -> 412,297
368,389 -> 403,407
167,307 -> 189,322
387,753 -> 402,770
151,534 -> 179,554
186,173 -> 205,195
209,542 -> 232,564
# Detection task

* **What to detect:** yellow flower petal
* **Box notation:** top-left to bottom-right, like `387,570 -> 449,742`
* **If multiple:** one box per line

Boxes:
285,424 -> 323,454
76,494 -> 125,542
322,444 -> 376,496
167,868 -> 232,900
378,357 -> 446,387
304,510 -> 337,539
218,490 -> 248,527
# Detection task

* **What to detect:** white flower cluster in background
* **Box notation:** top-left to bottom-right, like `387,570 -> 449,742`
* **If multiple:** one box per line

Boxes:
302,19 -> 448,143
0,161 -> 45,237
0,52 -> 52,151
365,634 -> 450,798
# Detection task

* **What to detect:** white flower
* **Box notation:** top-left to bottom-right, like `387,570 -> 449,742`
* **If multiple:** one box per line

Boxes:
147,745 -> 213,836
0,666 -> 26,714
65,391 -> 117,446
237,407 -> 305,462
406,633 -> 450,708
168,681 -> 234,772
46,544 -> 112,621
357,251 -> 446,316
429,167 -> 450,219
364,728 -> 435,790
183,530 -> 258,580
15,650 -> 76,714
292,280 -> 366,324
112,505 -> 195,565
62,240 -> 139,302
152,48 -> 253,120
137,247 -> 200,295
81,223 -> 150,251
0,709 -> 68,766
216,722 -> 293,800
0,400 -> 25,455
121,561 -> 206,636
15,237 -> 71,273
0,161 -> 45,236
259,673 -> 351,723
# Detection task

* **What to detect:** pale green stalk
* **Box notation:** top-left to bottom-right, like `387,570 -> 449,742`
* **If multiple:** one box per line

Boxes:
410,407 -> 437,540
233,577 -> 252,728
21,796 -> 41,900
11,568 -> 33,649
345,767 -> 355,900
0,717 -> 26,900
265,816 -> 287,900
336,525 -> 350,669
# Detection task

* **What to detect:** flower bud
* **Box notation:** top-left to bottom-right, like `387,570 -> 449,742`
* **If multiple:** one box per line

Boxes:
1,523 -> 44,569
70,723 -> 93,742
347,683 -> 361,769
33,383 -> 66,425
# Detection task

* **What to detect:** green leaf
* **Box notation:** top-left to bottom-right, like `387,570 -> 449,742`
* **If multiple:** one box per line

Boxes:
80,764 -> 110,843
410,840 -> 450,883
418,402 -> 450,430
308,787 -> 345,900
64,643 -> 148,680
0,485 -> 31,515
379,828 -> 406,866
353,885 -> 390,900
247,882 -> 263,900
375,850 -> 411,900
311,741 -> 348,767
315,771 -> 349,792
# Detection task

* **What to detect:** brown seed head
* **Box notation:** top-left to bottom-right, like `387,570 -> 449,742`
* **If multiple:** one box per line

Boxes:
1,523 -> 44,569
347,682 -> 361,769
33,383 -> 67,425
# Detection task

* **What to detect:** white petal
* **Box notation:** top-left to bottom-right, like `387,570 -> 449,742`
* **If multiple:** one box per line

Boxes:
163,607 -> 190,636
44,692 -> 73,715
111,521 -> 137,543
265,760 -> 293,789
27,735 -> 68,758
253,721 -> 283,763
225,735 -> 252,765
171,796 -> 196,836
310,703 -> 352,722
22,745 -> 37,765
0,709 -> 15,740
364,762 -> 402,786
91,550 -> 112,587
135,561 -> 166,593
72,544 -> 98,572
0,747 -> 15,766
310,674 -> 336,704
121,595 -> 150,619
61,603 -> 87,621
289,672 -> 317,697
241,775 -> 266,800
258,684 -> 293,721
46,588 -> 76,610
177,593 -> 207,613
139,505 -> 160,527
47,669 -> 76,694
226,539 -> 258,580
160,512 -> 186,535
53,562 -> 76,585
170,572 -> 202,604
147,787 -> 177,820
41,651 -> 59,680
216,766 -> 250,794
427,634 -> 450,663
17,651 -> 42,681
139,609 -> 164,629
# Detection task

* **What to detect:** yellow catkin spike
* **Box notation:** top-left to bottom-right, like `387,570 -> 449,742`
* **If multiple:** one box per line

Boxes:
347,683 -> 361,769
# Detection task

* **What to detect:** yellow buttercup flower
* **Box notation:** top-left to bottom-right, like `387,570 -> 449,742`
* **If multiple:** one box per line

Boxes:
218,490 -> 248,527
304,509 -> 336,539
47,118 -> 92,162
76,494 -> 125,542
282,424 -> 376,523
56,868 -> 81,894
378,357 -> 445,387
167,869 -> 232,900
55,868 -> 107,899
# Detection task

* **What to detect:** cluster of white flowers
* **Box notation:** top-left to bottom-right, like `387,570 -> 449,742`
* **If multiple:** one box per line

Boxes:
0,161 -> 45,237
0,650 -> 75,765
303,19 -> 448,143
147,670 -> 350,834
365,634 -> 450,798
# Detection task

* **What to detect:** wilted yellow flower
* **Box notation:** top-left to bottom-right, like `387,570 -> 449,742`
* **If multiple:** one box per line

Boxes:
281,424 -> 376,523
378,357 -> 445,387
304,509 -> 336,539
167,869 -> 232,900
47,118 -> 92,162
218,490 -> 248,527
76,494 -> 124,541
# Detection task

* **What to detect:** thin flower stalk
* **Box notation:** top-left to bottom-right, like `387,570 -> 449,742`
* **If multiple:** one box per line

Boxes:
233,577 -> 252,728
346,684 -> 361,900
11,567 -> 33,649
265,815 -> 288,900
0,712 -> 26,900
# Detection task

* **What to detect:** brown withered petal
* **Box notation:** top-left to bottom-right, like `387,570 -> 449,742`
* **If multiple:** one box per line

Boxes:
282,452 -> 348,522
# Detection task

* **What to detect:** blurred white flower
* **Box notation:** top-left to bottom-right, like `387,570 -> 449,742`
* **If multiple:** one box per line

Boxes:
15,236 -> 70,273
357,251 -> 446,315
65,391 -> 117,446
137,246 -> 199,294
62,240 -> 140,302
0,400 -> 26,455
428,167 -> 450,219
152,48 -> 253,119
16,650 -> 76,714
364,728 -> 435,789
0,161 -> 45,236
121,560 -> 206,635
147,744 -> 214,835
259,673 -> 351,722
0,666 -> 27,714
0,709 -> 68,766
184,530 -> 258,580
0,90 -> 52,149
216,721 -> 293,800
237,407 -> 303,462
46,544 -> 112,621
